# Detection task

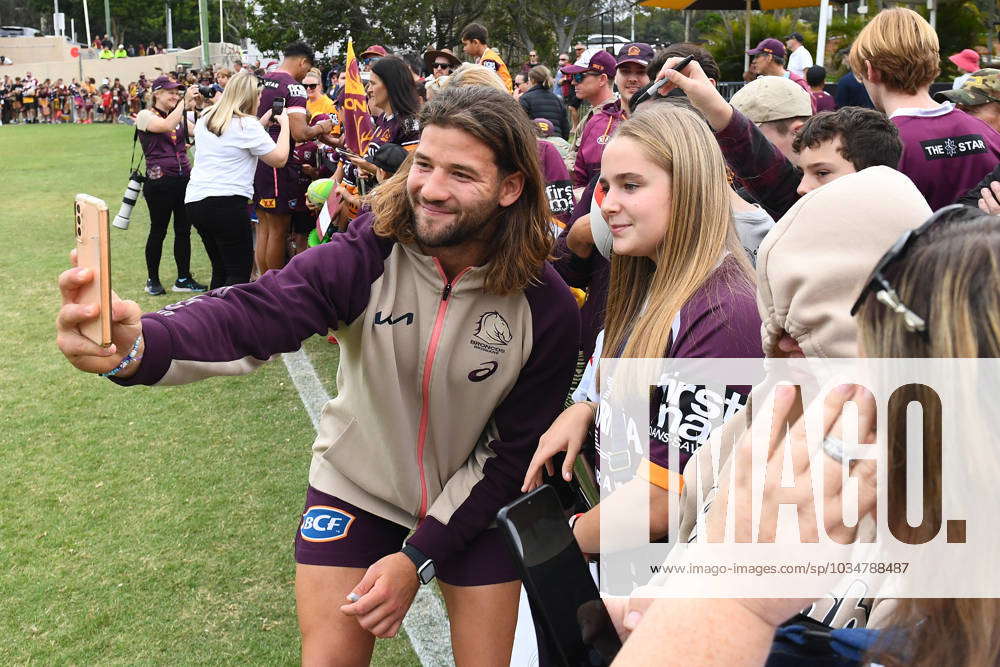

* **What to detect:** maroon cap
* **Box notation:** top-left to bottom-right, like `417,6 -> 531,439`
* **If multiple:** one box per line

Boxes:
617,43 -> 654,67
533,117 -> 556,137
151,75 -> 182,92
747,38 -> 786,59
562,49 -> 617,77
360,45 -> 388,59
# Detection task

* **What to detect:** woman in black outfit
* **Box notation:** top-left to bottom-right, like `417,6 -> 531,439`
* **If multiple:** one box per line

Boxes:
518,65 -> 570,140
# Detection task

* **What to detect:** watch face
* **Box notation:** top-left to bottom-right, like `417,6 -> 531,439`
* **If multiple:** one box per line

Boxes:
418,562 -> 436,585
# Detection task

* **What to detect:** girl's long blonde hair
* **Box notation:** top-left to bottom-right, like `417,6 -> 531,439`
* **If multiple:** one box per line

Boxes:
201,70 -> 260,137
602,105 -> 754,359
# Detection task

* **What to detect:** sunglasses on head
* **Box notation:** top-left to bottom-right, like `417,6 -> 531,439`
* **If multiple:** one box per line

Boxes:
433,62 -> 452,70
571,71 -> 599,83
850,204 -> 985,334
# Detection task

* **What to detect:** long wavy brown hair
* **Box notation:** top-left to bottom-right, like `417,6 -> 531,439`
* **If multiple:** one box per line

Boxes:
370,85 -> 553,295
857,208 -> 1000,666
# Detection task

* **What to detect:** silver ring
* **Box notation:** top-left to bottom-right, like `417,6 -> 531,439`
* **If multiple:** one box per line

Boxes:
822,435 -> 846,463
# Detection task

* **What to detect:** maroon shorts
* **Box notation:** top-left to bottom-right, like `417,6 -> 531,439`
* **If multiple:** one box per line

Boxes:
253,163 -> 296,215
294,486 -> 519,587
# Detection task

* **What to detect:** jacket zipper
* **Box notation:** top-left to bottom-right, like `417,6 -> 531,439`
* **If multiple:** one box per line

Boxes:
415,260 -> 470,518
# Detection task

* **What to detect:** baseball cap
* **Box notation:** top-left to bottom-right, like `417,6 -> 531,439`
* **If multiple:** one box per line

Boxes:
616,42 -> 654,67
729,76 -> 812,123
934,68 -> 1000,106
948,49 -> 981,74
747,38 -> 787,60
370,143 -> 408,175
785,32 -> 805,43
360,45 -> 388,59
561,49 -> 617,76
151,75 -> 181,92
533,117 -> 556,137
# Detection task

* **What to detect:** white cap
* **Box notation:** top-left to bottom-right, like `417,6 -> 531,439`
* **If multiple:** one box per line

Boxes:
730,76 -> 813,123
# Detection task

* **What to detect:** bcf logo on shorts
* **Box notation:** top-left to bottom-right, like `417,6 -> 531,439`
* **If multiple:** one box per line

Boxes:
300,505 -> 355,542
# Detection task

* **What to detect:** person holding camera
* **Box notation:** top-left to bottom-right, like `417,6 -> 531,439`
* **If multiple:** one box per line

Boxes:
134,76 -> 207,295
184,71 -> 290,289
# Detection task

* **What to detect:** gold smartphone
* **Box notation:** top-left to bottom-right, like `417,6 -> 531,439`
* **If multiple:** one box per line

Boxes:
74,194 -> 112,347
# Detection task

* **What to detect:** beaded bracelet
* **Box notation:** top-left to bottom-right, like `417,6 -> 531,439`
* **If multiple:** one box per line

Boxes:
99,334 -> 143,378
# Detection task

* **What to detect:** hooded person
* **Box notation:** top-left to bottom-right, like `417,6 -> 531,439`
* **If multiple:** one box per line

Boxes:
622,166 -> 932,631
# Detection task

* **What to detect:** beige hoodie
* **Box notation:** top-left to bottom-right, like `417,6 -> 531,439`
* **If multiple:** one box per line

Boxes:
667,166 -> 932,628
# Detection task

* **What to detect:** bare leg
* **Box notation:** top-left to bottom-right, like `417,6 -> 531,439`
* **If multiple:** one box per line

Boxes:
438,579 -> 520,666
296,564 -> 376,667
255,210 -> 290,274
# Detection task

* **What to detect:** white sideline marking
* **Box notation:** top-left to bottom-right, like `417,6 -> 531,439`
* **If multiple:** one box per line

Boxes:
281,348 -> 455,666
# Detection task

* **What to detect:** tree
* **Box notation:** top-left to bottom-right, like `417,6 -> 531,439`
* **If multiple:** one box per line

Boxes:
241,0 -> 612,69
15,0 -> 246,49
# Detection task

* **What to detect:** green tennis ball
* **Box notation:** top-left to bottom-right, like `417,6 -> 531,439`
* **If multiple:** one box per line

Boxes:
306,178 -> 335,205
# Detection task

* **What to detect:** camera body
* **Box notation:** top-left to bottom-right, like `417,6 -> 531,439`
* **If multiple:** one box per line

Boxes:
198,84 -> 216,99
112,170 -> 146,230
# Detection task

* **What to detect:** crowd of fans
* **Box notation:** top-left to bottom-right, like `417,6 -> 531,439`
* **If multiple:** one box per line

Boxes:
0,62 -> 261,125
53,9 -> 1000,666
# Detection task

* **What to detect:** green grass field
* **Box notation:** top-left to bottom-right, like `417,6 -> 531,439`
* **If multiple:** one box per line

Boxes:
0,124 -> 420,665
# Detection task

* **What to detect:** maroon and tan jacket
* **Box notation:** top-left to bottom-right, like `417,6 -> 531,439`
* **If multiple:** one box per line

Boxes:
115,214 -> 581,564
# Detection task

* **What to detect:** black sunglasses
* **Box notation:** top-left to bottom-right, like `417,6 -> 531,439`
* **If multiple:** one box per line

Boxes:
850,204 -> 985,333
571,71 -> 599,83
432,62 -> 452,70
305,83 -> 319,89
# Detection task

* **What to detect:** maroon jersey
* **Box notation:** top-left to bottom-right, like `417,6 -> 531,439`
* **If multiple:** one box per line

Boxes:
290,141 -> 318,212
343,113 -> 421,188
254,70 -> 308,212
893,105 -> 1000,210
255,70 -> 308,145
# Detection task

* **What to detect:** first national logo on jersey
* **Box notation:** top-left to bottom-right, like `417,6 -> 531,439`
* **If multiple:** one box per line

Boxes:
300,505 -> 355,542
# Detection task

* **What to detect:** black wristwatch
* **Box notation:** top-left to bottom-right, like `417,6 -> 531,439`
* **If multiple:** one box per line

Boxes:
401,543 -> 436,585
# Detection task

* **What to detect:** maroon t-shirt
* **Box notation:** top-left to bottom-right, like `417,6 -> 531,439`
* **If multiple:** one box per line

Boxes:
812,90 -> 836,112
254,70 -> 308,201
137,107 -> 190,178
343,113 -> 420,188
645,256 -> 762,476
255,70 -> 307,144
537,139 -> 574,224
893,106 -> 1000,210
593,257 -> 762,494
290,140 -> 318,212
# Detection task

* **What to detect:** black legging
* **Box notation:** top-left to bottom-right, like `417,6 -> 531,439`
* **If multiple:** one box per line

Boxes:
142,174 -> 192,282
186,195 -> 253,290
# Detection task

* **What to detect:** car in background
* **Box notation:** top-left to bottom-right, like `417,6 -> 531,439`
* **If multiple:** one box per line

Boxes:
1,26 -> 40,38
585,33 -> 630,53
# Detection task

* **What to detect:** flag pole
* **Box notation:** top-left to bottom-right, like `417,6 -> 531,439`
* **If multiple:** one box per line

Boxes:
744,0 -> 751,73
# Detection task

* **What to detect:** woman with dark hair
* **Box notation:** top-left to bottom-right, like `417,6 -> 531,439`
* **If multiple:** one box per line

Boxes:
340,56 -> 421,223
519,65 -> 570,140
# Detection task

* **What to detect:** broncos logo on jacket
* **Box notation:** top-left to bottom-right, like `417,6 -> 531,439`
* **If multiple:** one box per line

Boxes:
472,311 -> 512,347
